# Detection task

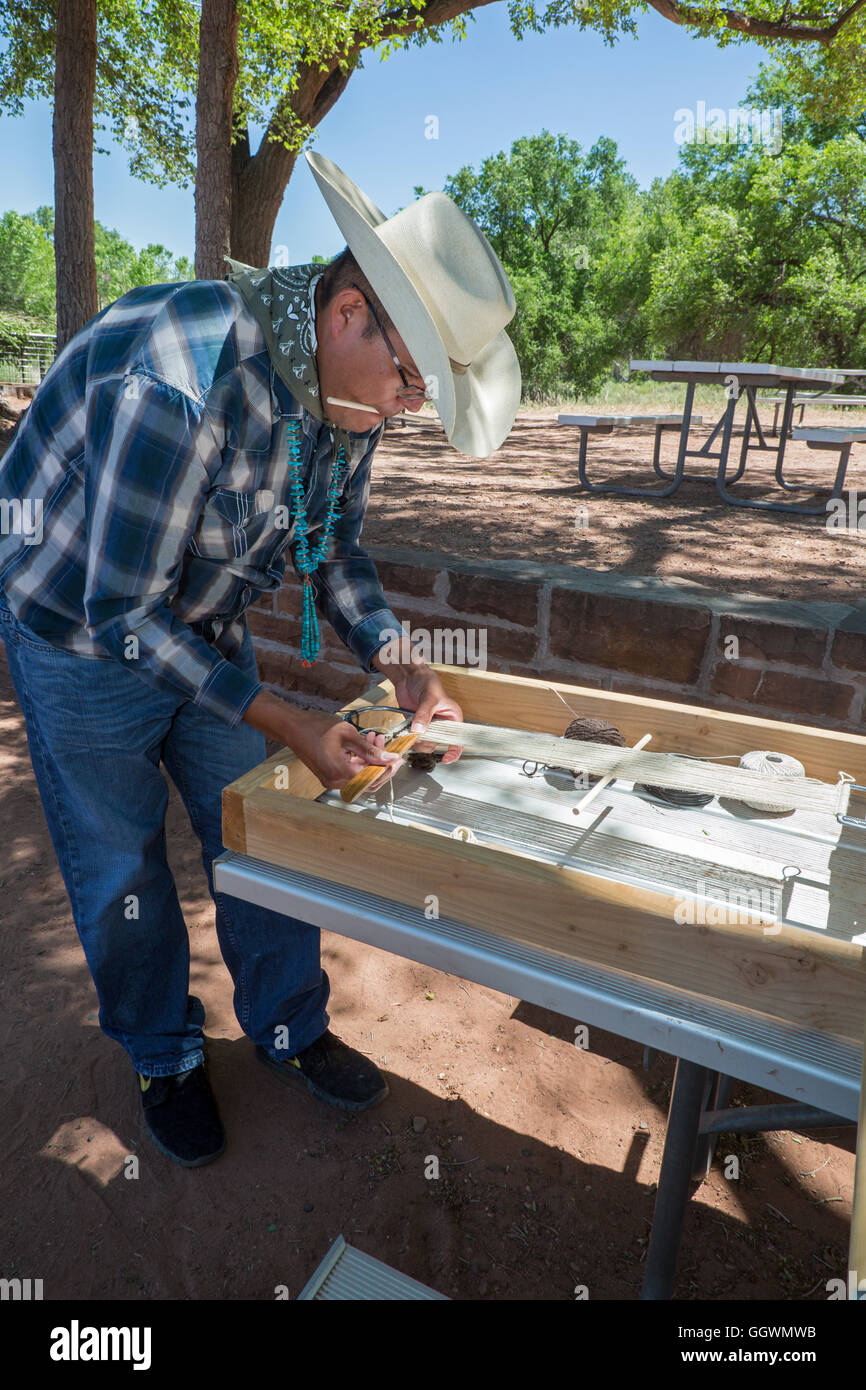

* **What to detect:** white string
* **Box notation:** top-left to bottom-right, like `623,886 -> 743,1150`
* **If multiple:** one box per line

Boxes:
546,685 -> 582,720
422,720 -> 849,816
450,825 -> 478,843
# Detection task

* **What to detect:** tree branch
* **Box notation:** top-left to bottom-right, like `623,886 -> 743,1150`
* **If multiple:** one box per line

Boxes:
647,0 -> 866,41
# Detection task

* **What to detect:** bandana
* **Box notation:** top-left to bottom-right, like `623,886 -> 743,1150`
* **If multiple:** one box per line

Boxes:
225,258 -> 328,422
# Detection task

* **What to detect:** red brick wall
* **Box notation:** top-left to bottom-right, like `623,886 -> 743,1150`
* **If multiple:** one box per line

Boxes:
247,547 -> 866,731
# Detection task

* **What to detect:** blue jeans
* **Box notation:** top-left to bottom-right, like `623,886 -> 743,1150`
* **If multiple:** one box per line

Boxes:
0,592 -> 329,1076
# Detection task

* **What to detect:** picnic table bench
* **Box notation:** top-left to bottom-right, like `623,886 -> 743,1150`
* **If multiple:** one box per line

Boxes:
557,414 -> 703,497
765,393 -> 866,435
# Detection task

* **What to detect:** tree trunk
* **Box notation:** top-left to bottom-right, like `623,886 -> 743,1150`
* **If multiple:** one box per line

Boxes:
195,0 -> 239,280
227,0 -> 494,268
229,130 -> 298,268
53,0 -> 98,350
229,58 -> 355,267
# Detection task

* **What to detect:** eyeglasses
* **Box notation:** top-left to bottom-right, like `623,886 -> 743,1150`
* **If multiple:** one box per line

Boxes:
350,283 -> 431,402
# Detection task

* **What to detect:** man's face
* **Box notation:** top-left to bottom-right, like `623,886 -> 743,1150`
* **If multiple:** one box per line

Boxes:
315,285 -> 428,432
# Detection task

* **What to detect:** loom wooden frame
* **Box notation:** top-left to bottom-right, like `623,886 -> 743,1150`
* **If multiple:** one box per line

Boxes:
222,665 -> 866,1044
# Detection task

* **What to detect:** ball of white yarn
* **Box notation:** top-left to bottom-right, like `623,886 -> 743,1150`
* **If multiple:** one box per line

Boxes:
736,749 -> 805,812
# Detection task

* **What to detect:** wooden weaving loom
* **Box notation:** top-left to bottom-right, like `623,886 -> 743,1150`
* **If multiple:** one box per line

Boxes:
222,665 -> 866,1290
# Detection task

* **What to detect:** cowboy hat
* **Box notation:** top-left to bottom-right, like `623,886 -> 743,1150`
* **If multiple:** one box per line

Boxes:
305,150 -> 521,458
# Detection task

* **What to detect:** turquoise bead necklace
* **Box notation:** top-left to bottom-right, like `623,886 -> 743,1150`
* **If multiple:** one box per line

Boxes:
286,416 -> 349,666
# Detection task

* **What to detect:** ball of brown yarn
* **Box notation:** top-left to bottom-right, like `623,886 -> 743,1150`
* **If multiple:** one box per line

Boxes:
563,717 -> 627,748
407,749 -> 445,772
554,716 -> 626,781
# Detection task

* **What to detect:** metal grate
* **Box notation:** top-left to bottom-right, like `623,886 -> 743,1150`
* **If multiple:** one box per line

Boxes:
297,1236 -> 449,1300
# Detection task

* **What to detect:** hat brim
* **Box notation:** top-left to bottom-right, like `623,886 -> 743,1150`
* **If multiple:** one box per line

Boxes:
306,150 -> 519,457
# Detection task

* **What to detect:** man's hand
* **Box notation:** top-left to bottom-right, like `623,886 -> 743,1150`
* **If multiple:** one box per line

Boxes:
289,710 -> 404,790
372,652 -> 464,764
242,693 -> 403,790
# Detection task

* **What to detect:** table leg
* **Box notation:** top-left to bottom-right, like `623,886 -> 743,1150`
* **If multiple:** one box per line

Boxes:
575,382 -> 696,498
640,1058 -> 712,1300
773,385 -> 799,489
691,1072 -> 733,1182
848,1020 -> 866,1299
715,383 -> 834,513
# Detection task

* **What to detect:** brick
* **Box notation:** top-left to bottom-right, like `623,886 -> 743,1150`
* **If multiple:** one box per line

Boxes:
831,629 -> 866,673
549,589 -> 710,683
249,590 -> 277,614
709,662 -> 762,704
607,676 -> 708,709
757,670 -> 855,722
290,660 -> 369,705
254,650 -> 299,694
277,581 -> 303,617
369,556 -> 440,599
716,615 -> 826,668
711,662 -> 854,721
377,605 -> 499,666
509,663 -> 608,694
482,623 -> 539,666
247,610 -> 301,646
445,570 -> 540,628
257,649 -> 368,705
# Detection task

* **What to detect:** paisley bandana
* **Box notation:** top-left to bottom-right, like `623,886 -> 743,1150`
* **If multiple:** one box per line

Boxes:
225,258 -> 328,422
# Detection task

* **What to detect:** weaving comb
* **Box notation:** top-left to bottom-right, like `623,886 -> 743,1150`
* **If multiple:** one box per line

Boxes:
339,707 -> 420,805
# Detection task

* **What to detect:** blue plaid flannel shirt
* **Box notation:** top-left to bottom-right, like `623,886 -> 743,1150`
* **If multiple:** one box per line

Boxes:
0,278 -> 402,727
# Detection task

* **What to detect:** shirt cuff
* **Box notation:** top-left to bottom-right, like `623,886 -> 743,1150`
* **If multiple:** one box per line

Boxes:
346,607 -> 405,674
195,658 -> 264,728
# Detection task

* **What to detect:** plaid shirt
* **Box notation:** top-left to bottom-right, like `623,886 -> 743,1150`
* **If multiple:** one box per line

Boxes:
0,277 -> 401,727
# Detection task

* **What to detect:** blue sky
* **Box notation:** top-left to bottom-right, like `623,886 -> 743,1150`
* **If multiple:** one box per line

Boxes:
0,5 -> 768,265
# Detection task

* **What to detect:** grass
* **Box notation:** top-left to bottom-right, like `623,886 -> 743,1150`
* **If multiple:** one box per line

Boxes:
527,378 -> 866,427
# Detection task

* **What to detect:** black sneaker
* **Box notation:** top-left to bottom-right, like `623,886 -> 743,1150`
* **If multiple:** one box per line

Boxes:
138,1062 -> 226,1167
256,1030 -> 389,1112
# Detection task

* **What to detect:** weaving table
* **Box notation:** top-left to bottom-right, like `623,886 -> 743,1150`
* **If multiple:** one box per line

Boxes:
216,665 -> 866,1298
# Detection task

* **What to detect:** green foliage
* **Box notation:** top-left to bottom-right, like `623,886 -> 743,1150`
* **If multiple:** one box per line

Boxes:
637,119 -> 866,366
443,131 -> 639,398
0,310 -> 33,359
437,78 -> 866,399
0,210 -> 192,326
0,1 -> 199,187
93,224 -> 192,308
0,209 -> 55,322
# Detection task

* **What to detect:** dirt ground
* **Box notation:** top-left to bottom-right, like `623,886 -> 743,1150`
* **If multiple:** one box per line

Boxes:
0,399 -> 860,1303
370,407 -> 866,604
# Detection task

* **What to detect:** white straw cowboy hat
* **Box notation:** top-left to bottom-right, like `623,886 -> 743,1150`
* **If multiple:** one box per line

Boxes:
305,150 -> 521,458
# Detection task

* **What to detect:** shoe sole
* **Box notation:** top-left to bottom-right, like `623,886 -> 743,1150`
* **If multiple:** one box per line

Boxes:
256,1048 -> 389,1112
144,1125 -> 226,1168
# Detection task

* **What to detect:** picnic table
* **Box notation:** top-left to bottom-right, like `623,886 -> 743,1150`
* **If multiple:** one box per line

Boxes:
765,367 -> 866,436
562,360 -> 865,515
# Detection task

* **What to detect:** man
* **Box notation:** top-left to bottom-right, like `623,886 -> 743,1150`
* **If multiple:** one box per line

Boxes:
0,152 -> 521,1166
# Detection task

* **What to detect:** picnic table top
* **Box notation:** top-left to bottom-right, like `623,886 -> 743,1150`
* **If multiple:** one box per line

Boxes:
630,359 -> 845,388
557,413 -> 701,428
791,425 -> 866,444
